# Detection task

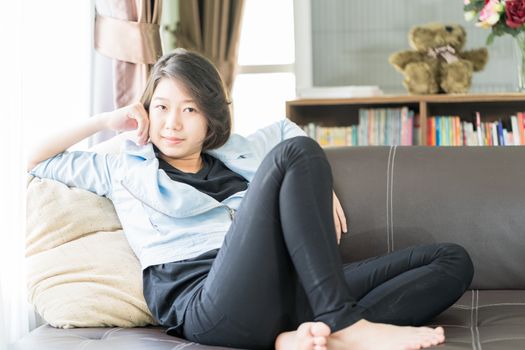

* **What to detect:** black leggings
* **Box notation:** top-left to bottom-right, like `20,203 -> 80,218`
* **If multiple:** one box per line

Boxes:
181,136 -> 474,349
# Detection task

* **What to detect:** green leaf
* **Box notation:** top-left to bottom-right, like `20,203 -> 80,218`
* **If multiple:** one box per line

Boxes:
486,32 -> 495,45
464,1 -> 484,12
501,26 -> 521,37
493,25 -> 504,36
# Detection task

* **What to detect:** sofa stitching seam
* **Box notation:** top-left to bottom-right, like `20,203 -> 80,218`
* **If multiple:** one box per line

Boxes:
386,146 -> 393,253
101,327 -> 121,339
477,302 -> 525,308
482,336 -> 525,344
451,305 -> 474,309
470,290 -> 477,350
170,343 -> 198,350
390,145 -> 397,251
476,290 -> 482,350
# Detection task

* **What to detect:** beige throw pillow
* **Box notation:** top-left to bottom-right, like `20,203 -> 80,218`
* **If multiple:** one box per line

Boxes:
26,175 -> 157,328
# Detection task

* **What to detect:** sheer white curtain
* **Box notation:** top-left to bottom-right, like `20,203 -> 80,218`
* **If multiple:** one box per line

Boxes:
0,1 -> 92,348
0,2 -> 36,349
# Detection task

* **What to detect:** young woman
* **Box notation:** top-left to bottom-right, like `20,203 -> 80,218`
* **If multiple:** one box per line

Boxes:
28,49 -> 474,350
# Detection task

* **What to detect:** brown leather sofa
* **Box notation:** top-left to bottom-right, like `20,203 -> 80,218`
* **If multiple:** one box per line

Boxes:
12,145 -> 525,350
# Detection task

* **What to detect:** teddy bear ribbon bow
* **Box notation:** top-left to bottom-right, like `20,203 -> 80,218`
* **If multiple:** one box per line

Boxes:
427,45 -> 458,64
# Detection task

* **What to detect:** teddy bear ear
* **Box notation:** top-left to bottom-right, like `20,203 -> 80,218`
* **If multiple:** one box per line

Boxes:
409,26 -> 431,48
457,25 -> 466,38
410,26 -> 430,39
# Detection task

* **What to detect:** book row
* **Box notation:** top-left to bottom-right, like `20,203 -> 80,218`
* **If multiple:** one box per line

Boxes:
302,107 -> 525,147
302,107 -> 417,147
426,112 -> 525,146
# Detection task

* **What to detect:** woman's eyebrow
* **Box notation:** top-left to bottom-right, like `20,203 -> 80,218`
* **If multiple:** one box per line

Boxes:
152,97 -> 195,103
152,96 -> 169,102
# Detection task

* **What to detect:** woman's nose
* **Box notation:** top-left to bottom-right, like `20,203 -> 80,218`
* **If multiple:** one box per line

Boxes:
165,112 -> 182,130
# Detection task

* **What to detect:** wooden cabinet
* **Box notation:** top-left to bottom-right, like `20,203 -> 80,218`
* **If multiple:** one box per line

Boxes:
286,93 -> 525,146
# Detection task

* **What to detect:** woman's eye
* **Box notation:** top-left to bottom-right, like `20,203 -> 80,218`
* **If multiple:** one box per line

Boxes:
155,105 -> 166,111
184,107 -> 196,113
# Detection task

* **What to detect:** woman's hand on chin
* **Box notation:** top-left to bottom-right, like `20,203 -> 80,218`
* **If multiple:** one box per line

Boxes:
105,102 -> 150,145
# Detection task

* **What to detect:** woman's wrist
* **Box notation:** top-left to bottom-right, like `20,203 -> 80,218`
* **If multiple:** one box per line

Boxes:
93,112 -> 111,131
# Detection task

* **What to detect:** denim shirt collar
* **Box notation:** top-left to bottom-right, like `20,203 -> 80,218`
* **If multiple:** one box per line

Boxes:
119,137 -> 258,218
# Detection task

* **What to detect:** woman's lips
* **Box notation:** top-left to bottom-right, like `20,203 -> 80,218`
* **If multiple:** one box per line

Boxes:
162,136 -> 184,145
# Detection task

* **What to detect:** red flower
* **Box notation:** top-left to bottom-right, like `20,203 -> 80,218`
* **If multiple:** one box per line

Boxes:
505,0 -> 525,28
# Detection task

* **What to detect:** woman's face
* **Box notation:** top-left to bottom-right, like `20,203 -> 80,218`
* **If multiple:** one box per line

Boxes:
148,77 -> 208,161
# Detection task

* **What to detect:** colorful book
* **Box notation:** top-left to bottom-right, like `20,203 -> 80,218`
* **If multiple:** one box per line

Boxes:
497,121 -> 504,146
511,116 -> 520,146
518,112 -> 524,145
475,112 -> 482,146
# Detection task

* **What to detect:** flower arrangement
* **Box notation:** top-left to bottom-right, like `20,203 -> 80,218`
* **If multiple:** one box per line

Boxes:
465,0 -> 525,91
464,0 -> 525,44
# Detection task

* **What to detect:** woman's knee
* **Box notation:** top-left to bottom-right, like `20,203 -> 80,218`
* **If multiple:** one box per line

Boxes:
277,136 -> 323,155
283,135 -> 321,148
270,136 -> 326,164
437,243 -> 475,288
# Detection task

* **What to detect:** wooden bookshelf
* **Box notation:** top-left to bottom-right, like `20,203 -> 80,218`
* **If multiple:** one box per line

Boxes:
286,93 -> 525,145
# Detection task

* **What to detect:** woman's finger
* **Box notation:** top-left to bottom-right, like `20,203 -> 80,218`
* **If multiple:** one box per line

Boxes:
333,191 -> 347,234
140,118 -> 150,144
333,209 -> 341,244
132,105 -> 149,145
336,204 -> 347,233
140,105 -> 150,144
127,114 -> 143,144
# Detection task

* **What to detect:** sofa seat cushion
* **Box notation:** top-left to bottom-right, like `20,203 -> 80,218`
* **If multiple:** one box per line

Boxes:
10,325 -> 241,350
427,290 -> 525,350
11,290 -> 525,350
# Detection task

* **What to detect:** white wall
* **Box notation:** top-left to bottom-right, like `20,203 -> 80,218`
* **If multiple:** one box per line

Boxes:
302,0 -> 517,93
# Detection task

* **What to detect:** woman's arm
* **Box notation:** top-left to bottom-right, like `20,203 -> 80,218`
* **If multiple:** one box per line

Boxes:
88,130 -> 138,155
27,103 -> 150,171
246,119 -> 307,159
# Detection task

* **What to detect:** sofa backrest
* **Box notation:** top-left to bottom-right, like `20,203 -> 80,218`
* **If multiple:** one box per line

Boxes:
325,145 -> 525,290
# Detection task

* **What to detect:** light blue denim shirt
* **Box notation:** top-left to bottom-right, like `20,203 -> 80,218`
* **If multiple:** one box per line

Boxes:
29,119 -> 307,269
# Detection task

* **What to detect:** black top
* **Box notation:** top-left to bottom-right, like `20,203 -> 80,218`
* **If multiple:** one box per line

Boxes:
142,248 -> 219,337
157,152 -> 248,202
145,152 -> 247,335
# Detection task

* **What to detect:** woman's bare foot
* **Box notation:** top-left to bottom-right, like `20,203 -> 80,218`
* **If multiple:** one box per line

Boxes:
275,321 -> 331,350
328,319 -> 445,350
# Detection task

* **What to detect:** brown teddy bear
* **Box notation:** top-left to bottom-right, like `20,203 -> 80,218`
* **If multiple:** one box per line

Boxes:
389,23 -> 488,94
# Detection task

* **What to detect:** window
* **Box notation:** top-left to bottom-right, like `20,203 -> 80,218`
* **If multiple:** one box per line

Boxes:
232,0 -> 296,136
